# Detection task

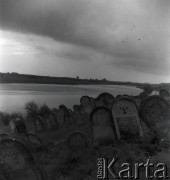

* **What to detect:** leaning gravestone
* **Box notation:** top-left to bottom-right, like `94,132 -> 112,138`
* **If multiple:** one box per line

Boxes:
111,98 -> 143,140
80,96 -> 94,116
67,131 -> 88,151
91,107 -> 117,147
95,93 -> 115,109
139,95 -> 169,134
0,139 -> 45,180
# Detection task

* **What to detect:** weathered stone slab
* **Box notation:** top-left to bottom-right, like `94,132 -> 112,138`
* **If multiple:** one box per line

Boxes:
139,95 -> 169,134
0,139 -> 45,180
111,98 -> 143,139
67,131 -> 88,151
91,107 -> 117,147
73,105 -> 85,125
33,116 -> 45,132
43,112 -> 58,130
14,117 -> 27,134
95,93 -> 115,109
58,105 -> 70,124
80,96 -> 94,116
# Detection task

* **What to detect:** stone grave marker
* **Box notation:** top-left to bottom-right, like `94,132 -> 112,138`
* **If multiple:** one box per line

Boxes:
33,116 -> 45,132
139,95 -> 169,134
80,95 -> 94,116
111,98 -> 143,139
90,97 -> 95,108
58,105 -> 70,124
91,107 -> 117,147
95,93 -> 115,109
53,108 -> 64,126
43,112 -> 58,130
0,139 -> 45,180
67,131 -> 88,151
15,117 -> 27,134
73,105 -> 85,125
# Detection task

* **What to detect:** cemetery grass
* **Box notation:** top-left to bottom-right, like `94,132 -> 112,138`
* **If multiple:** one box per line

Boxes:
0,103 -> 170,180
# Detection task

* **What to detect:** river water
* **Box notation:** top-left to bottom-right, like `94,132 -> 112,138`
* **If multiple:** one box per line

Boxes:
0,83 -> 142,113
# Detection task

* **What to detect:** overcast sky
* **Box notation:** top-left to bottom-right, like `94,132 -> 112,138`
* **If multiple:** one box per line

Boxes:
0,0 -> 170,83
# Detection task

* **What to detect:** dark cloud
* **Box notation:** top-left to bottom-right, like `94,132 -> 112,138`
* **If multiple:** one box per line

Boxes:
0,0 -> 170,76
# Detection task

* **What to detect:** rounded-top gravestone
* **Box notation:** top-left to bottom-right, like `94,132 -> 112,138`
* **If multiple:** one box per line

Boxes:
139,95 -> 169,134
111,98 -> 143,139
67,131 -> 88,151
33,116 -> 45,132
80,96 -> 94,116
91,107 -> 117,147
95,93 -> 115,109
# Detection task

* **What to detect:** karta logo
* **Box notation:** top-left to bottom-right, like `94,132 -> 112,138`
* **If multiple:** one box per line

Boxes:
97,158 -> 169,179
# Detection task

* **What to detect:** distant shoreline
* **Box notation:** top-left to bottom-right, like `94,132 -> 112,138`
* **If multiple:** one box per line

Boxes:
0,72 -> 153,88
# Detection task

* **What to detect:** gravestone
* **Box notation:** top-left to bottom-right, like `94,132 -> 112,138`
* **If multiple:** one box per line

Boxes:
14,117 -> 27,134
80,96 -> 94,116
111,98 -> 143,139
53,109 -> 64,126
43,112 -> 58,130
33,116 -> 45,132
91,107 -> 117,147
67,131 -> 88,151
0,139 -> 45,180
80,96 -> 94,117
90,97 -> 95,108
73,105 -> 85,125
139,95 -> 169,134
96,93 -> 115,109
59,105 -> 70,124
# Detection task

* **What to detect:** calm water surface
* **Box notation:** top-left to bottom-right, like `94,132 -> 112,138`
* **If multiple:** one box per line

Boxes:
0,83 -> 142,113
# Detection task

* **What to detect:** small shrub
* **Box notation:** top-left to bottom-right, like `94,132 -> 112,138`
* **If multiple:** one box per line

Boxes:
39,104 -> 51,117
25,100 -> 39,117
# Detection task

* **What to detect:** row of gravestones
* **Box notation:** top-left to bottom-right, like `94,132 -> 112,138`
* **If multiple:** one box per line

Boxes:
0,95 -> 169,180
92,95 -> 169,147
9,92 -> 169,136
61,94 -> 169,150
